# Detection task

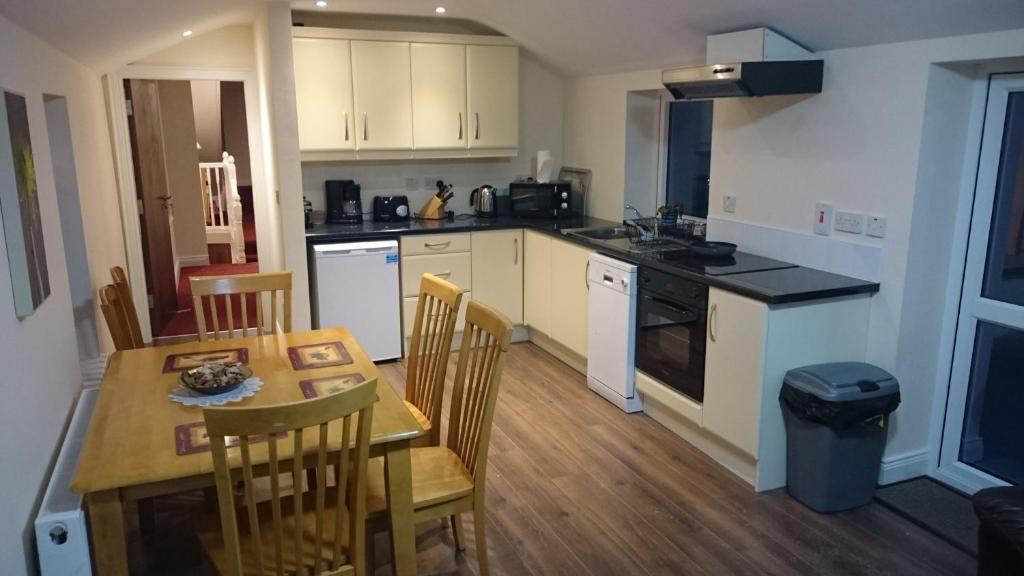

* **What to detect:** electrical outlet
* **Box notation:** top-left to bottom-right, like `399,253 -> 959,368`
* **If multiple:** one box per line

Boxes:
834,210 -> 865,234
404,177 -> 418,192
723,195 -> 737,213
424,177 -> 441,191
814,202 -> 833,235
867,215 -> 888,238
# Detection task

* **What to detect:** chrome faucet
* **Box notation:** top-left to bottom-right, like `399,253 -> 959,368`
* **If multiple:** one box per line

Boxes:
624,203 -> 643,220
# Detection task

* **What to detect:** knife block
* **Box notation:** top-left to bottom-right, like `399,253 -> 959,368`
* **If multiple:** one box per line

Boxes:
417,196 -> 446,220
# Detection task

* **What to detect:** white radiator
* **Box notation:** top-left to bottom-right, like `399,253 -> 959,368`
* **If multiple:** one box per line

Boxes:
35,386 -> 99,575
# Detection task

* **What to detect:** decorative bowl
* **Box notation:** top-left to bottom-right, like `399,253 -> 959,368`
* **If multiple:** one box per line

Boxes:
179,363 -> 252,396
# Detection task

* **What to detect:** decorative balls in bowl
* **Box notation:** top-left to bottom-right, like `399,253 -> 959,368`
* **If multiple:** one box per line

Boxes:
180,362 -> 252,395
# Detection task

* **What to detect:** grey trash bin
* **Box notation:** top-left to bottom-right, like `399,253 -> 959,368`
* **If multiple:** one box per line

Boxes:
780,362 -> 900,513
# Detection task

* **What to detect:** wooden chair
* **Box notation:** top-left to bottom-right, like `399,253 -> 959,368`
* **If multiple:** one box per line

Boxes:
190,271 -> 292,341
110,266 -> 144,347
99,285 -> 141,351
366,300 -> 513,576
196,378 -> 378,576
405,273 -> 464,446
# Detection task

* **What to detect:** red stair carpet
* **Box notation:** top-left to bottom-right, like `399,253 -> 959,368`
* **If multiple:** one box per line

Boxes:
158,262 -> 259,338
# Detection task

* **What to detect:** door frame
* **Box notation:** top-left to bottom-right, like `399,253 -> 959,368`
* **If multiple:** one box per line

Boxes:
929,70 -> 1024,494
105,65 -> 272,341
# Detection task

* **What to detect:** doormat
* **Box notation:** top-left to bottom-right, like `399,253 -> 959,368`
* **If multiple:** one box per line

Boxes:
875,477 -> 977,556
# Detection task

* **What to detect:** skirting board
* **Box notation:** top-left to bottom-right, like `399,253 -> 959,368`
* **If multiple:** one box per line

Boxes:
526,328 -> 586,375
707,216 -> 883,282
177,254 -> 211,268
878,448 -> 931,485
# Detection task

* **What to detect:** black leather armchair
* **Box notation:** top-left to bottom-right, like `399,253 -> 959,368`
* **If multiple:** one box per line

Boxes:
974,485 -> 1024,576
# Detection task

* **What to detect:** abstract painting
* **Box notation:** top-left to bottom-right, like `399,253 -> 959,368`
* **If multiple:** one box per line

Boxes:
0,91 -> 49,319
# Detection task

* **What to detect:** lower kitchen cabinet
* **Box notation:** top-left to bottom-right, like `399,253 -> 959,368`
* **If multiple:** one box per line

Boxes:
548,238 -> 592,358
524,230 -> 552,334
402,291 -> 471,338
471,229 -> 523,324
702,288 -> 767,457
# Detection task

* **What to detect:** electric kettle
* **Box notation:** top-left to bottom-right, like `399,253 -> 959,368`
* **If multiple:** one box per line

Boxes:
470,185 -> 498,217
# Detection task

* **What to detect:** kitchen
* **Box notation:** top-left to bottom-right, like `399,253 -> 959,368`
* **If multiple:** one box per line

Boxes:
4,1 -> 1024,575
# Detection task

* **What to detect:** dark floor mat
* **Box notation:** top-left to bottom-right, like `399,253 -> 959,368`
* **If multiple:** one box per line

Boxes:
875,478 -> 978,556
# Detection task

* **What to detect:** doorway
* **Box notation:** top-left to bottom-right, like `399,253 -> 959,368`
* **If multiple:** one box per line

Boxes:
123,78 -> 259,340
939,73 -> 1024,492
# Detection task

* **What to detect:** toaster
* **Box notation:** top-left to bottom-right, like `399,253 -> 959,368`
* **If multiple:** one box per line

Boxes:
372,195 -> 410,222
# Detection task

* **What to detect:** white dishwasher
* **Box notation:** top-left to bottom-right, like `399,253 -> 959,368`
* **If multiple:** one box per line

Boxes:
313,240 -> 402,362
587,253 -> 642,412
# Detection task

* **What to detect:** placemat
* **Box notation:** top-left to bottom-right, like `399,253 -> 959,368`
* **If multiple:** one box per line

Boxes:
174,421 -> 279,456
162,348 -> 249,373
298,373 -> 367,399
287,342 -> 353,370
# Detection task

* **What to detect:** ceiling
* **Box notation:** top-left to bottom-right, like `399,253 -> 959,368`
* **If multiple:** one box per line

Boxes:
2,0 -> 1024,74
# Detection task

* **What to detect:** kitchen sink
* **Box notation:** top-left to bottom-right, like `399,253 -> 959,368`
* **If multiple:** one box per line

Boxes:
566,226 -> 630,240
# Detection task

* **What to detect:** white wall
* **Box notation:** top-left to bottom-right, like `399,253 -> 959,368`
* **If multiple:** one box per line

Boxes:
563,27 -> 1024,480
0,13 -> 121,574
132,24 -> 257,69
301,52 -> 564,216
190,79 -> 223,163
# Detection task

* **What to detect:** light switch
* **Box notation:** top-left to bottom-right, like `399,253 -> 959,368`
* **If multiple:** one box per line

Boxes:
814,202 -> 833,236
723,195 -> 737,213
867,215 -> 888,238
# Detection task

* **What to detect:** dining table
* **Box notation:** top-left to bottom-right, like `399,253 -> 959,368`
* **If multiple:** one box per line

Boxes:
71,327 -> 424,576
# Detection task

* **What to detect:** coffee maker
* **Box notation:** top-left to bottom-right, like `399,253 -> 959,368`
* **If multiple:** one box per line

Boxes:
325,180 -> 363,224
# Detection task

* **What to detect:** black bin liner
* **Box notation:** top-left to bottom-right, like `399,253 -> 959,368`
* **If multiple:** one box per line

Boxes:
780,385 -> 901,431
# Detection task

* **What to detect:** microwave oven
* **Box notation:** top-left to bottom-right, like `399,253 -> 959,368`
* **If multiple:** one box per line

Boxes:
509,181 -> 575,218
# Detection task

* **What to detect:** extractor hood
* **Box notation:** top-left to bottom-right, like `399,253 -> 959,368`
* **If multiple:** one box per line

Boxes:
663,28 -> 823,100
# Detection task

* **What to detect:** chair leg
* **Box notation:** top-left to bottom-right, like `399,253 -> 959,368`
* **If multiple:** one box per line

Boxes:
473,508 -> 489,576
451,514 -> 466,551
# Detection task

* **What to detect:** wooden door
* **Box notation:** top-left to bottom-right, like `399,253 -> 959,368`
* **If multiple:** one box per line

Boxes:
411,43 -> 467,149
702,287 -> 767,457
471,229 -> 523,323
351,41 -> 413,150
293,38 -> 355,151
467,45 -> 518,149
125,79 -> 177,337
549,238 -> 591,356
523,230 -> 551,334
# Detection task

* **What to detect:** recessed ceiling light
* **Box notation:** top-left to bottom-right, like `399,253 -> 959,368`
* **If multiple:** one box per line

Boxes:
182,29 -> 193,38
435,6 -> 447,14
315,0 -> 327,6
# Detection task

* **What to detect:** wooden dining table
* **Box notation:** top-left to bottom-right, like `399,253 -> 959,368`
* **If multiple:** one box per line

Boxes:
71,328 -> 424,575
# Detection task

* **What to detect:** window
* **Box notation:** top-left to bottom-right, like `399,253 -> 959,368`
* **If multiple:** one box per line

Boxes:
664,100 -> 712,218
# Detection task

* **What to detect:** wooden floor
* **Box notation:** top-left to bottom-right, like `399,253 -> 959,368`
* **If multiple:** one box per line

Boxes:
132,342 -> 974,575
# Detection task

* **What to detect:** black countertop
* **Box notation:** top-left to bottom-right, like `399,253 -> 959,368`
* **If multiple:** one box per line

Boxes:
305,216 -> 879,305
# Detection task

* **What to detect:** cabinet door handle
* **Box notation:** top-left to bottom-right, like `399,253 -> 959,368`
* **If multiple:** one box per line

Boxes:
433,271 -> 452,279
709,303 -> 718,343
424,241 -> 450,249
362,112 -> 368,141
458,112 -> 463,140
513,237 -> 518,265
585,260 -> 590,291
474,112 -> 480,140
344,111 -> 349,141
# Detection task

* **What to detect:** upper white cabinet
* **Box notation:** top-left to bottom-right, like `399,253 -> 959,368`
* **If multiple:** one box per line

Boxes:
351,40 -> 413,150
467,45 -> 519,150
292,28 -> 519,161
411,43 -> 467,150
292,38 -> 354,152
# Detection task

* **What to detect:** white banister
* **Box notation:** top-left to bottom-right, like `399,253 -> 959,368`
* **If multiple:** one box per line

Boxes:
199,153 -> 246,264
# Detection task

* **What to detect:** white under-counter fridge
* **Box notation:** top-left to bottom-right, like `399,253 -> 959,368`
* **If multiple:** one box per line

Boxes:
312,240 -> 402,361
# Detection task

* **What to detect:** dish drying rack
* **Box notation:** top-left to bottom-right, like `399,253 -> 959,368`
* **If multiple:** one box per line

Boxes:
623,217 -> 706,246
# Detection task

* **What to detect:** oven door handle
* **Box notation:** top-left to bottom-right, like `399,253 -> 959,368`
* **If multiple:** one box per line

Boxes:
644,295 -> 701,324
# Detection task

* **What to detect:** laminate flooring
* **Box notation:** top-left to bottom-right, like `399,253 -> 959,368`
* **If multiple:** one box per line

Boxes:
132,342 -> 974,575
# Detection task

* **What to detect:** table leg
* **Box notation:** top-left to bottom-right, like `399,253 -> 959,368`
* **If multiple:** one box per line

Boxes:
384,440 -> 417,576
86,489 -> 129,576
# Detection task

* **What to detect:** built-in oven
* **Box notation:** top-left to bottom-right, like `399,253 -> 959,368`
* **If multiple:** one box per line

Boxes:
635,266 -> 708,402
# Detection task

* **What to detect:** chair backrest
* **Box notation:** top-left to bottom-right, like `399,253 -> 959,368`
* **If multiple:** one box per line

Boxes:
190,271 -> 292,341
406,273 -> 464,445
99,285 -> 140,351
446,300 -> 513,485
203,378 -> 378,576
110,266 -> 144,347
